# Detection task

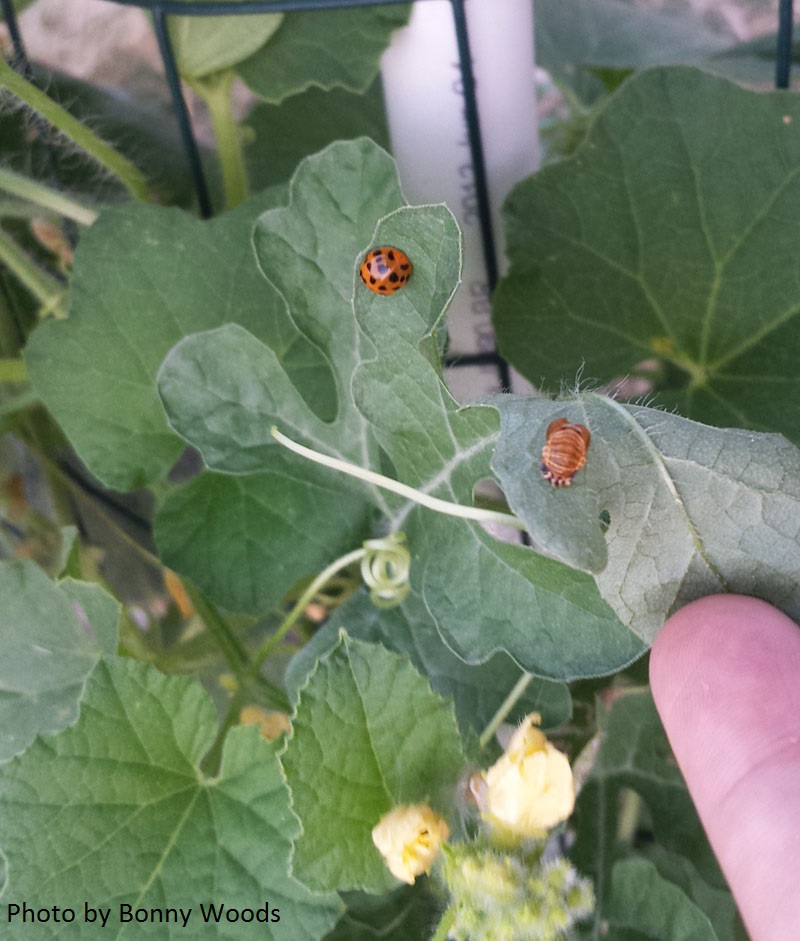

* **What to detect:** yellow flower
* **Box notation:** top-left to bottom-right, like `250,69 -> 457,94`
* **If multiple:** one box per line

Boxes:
483,714 -> 574,842
371,804 -> 450,884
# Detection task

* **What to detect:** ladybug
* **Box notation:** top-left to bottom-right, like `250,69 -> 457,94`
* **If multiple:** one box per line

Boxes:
359,246 -> 412,294
540,418 -> 591,487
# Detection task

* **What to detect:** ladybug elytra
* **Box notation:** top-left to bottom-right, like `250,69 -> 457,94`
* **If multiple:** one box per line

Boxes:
359,246 -> 412,294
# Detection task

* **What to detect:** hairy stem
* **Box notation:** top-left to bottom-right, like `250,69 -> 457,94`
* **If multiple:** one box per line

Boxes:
0,57 -> 150,202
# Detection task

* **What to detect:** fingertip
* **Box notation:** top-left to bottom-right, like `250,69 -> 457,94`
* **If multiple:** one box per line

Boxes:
649,594 -> 800,940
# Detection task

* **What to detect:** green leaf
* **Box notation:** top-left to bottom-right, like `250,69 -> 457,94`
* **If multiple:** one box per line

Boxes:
57,576 -> 121,657
23,186 -> 338,491
284,587 -> 572,738
572,690 -> 731,935
486,393 -> 800,643
236,7 -> 409,104
169,11 -> 283,80
0,560 -> 104,761
606,859 -> 719,940
642,848 -> 744,941
157,139 -> 643,679
494,66 -> 800,443
282,633 -> 466,893
245,79 -> 390,192
535,0 -> 732,103
154,465 -> 371,616
0,657 -> 342,939
326,886 -> 441,941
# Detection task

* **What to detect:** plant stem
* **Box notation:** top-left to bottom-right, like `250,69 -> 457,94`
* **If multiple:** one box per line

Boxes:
191,71 -> 248,210
0,227 -> 67,318
0,57 -> 150,203
479,672 -> 534,750
0,167 -> 97,226
253,546 -> 367,669
0,388 -> 39,418
0,358 -> 28,383
430,906 -> 455,941
270,426 -> 528,533
185,582 -> 251,674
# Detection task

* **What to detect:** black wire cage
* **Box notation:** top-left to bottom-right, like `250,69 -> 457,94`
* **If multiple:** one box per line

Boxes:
0,0 -> 796,397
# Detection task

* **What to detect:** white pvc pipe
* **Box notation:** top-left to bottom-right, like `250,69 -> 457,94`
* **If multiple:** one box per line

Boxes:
381,0 -> 539,399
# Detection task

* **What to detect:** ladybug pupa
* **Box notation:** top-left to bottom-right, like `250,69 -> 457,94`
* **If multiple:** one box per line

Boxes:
359,246 -> 412,294
540,418 -> 591,487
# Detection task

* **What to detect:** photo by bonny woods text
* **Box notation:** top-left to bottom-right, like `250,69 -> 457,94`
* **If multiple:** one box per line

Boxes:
6,901 -> 281,928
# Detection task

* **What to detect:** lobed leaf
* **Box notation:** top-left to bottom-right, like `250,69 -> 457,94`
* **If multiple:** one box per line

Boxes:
24,190 -> 301,491
0,560 -> 115,761
281,633 -> 466,894
494,66 -> 800,444
0,658 -> 341,939
236,7 -> 409,104
157,138 -> 642,678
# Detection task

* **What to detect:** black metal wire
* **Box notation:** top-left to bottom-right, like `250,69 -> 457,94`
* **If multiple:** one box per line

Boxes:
151,6 -> 214,217
1,0 -> 32,74
448,0 -> 510,391
106,0 -> 423,13
776,0 -> 794,89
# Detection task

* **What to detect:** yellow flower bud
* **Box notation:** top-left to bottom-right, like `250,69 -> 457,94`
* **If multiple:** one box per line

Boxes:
239,706 -> 291,741
371,804 -> 450,884
483,714 -> 574,841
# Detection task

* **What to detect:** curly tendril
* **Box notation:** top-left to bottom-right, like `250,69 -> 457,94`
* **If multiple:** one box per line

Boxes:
360,533 -> 411,608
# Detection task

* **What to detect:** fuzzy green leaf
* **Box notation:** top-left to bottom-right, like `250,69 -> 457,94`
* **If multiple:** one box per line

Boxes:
157,138 -> 642,678
244,79 -> 390,192
23,188 -> 318,491
0,658 -> 341,939
154,465 -> 370,616
284,587 -> 572,738
494,66 -> 800,444
169,11 -> 282,80
535,0 -> 731,103
0,560 -> 110,761
486,393 -> 800,642
281,633 -> 465,893
606,859 -> 720,940
236,7 -> 409,104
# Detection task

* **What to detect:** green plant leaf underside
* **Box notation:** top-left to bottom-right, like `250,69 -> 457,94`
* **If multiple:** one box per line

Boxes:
486,393 -> 800,642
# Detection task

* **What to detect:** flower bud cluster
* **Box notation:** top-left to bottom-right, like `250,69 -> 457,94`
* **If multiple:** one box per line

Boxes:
440,840 -> 594,941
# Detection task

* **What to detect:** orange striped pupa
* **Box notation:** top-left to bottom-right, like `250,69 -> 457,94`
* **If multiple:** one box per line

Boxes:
540,418 -> 591,487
